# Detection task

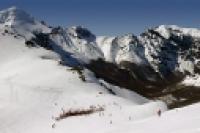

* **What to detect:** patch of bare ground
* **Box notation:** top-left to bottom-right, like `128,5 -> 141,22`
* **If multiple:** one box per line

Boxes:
55,106 -> 104,121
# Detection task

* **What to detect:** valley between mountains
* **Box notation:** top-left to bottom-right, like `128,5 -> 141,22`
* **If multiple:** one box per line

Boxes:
1,7 -> 200,133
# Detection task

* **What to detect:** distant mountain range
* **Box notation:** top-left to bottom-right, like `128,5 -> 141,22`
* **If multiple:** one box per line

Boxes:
1,6 -> 200,108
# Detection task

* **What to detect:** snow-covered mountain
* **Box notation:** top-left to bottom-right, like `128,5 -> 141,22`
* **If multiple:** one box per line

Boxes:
1,7 -> 200,133
0,6 -> 50,39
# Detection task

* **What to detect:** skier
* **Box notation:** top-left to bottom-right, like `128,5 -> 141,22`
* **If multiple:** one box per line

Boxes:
157,109 -> 161,117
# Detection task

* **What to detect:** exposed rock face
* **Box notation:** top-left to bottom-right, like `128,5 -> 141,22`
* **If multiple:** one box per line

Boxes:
20,25 -> 200,108
1,7 -> 200,108
69,26 -> 96,41
86,26 -> 200,108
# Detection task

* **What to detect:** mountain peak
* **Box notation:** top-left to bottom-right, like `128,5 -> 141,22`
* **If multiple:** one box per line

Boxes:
67,26 -> 96,40
0,6 -> 35,26
154,25 -> 200,39
5,6 -> 19,11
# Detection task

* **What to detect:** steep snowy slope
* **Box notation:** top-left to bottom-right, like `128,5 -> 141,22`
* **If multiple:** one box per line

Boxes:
139,25 -> 200,76
96,34 -> 147,65
1,6 -> 200,133
0,28 -> 167,133
2,6 -> 200,107
0,7 -> 168,133
50,26 -> 103,63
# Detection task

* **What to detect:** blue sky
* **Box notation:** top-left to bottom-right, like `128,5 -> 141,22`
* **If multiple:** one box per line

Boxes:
0,0 -> 200,36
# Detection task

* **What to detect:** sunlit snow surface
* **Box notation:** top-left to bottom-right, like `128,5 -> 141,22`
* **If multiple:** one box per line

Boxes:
0,33 -> 167,133
0,7 -> 200,133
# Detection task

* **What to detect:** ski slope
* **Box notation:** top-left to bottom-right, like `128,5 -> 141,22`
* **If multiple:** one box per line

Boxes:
108,103 -> 200,133
0,32 -> 167,133
0,6 -> 200,133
